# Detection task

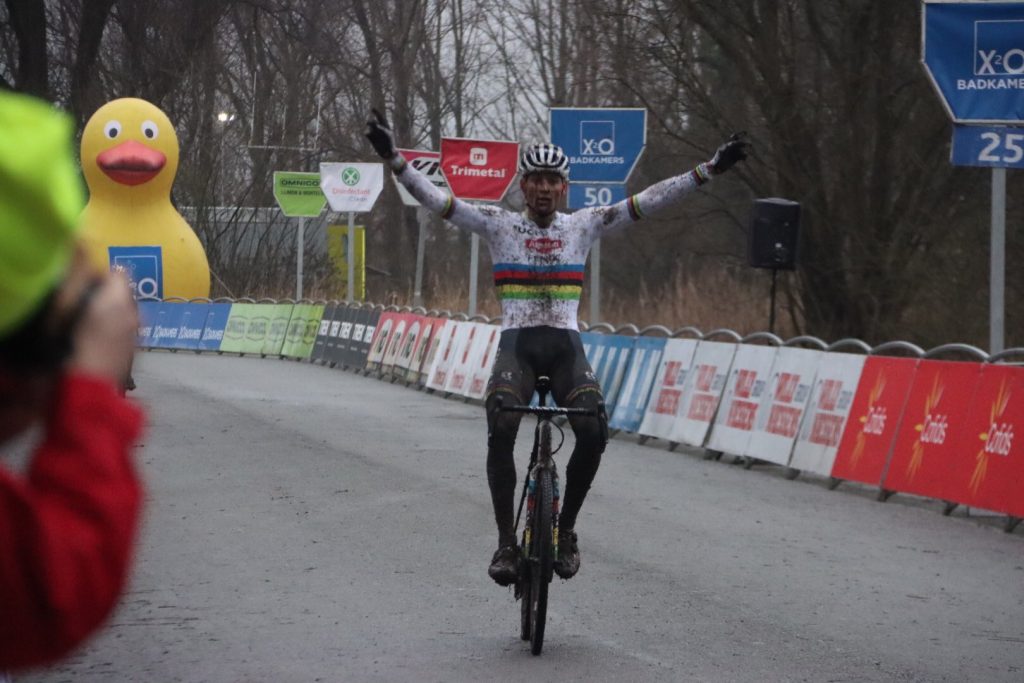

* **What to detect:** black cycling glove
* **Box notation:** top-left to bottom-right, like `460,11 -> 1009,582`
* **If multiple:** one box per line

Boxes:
365,108 -> 397,160
708,132 -> 749,175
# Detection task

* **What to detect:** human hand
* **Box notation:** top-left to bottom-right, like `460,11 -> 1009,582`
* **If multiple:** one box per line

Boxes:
68,271 -> 138,387
365,108 -> 396,159
708,132 -> 749,174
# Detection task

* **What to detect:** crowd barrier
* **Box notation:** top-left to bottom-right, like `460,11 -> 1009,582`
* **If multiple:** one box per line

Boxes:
137,299 -> 1024,532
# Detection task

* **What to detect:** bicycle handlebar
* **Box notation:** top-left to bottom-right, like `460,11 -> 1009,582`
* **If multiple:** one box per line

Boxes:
499,405 -> 597,417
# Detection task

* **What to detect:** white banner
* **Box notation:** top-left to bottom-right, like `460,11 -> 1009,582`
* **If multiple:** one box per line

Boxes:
467,325 -> 502,400
637,338 -> 699,440
445,322 -> 489,396
789,352 -> 867,476
425,321 -> 462,391
705,344 -> 779,456
320,162 -> 384,213
745,347 -> 823,465
668,341 -> 738,447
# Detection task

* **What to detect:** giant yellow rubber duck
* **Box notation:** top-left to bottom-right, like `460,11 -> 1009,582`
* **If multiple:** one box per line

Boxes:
80,97 -> 210,299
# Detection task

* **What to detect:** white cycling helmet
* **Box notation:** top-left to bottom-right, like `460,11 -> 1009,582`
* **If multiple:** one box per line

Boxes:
519,143 -> 569,179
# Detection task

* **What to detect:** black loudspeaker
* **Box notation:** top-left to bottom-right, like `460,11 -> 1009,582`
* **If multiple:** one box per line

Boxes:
748,198 -> 800,270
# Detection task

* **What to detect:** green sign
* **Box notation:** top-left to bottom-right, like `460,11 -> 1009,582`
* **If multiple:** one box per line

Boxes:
273,172 -> 327,217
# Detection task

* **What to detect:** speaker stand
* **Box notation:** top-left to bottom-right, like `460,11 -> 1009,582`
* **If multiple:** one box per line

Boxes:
769,268 -> 778,334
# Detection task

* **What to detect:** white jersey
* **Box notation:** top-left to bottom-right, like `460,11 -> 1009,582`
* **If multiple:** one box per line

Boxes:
390,155 -> 712,330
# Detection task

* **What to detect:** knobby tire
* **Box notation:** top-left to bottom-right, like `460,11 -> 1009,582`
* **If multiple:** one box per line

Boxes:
529,422 -> 554,656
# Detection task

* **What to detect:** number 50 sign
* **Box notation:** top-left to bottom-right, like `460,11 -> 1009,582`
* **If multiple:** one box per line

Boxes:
951,125 -> 1024,168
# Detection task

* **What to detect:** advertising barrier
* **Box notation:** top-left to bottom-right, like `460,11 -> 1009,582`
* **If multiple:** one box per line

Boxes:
415,319 -> 451,387
366,311 -> 401,372
137,300 -> 160,347
281,304 -> 323,359
353,309 -> 380,369
788,352 -> 867,476
608,337 -> 666,433
637,338 -> 700,441
830,356 -> 919,487
444,322 -> 488,396
403,317 -> 444,385
467,324 -> 502,400
956,363 -> 1024,517
196,303 -> 231,352
330,306 -> 358,366
149,302 -> 185,349
379,313 -> 417,377
426,320 -> 463,392
706,344 -> 778,456
261,304 -> 294,357
669,341 -> 738,447
581,333 -> 635,409
311,303 -> 337,362
881,359 -> 983,501
745,347 -> 822,466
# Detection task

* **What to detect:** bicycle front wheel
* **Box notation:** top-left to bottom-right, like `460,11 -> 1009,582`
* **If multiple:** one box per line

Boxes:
528,425 -> 555,655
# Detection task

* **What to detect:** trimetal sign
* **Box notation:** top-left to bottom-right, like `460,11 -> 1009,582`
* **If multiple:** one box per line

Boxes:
549,108 -> 646,183
922,1 -> 1024,123
393,149 -> 450,206
439,137 -> 519,201
319,162 -> 384,213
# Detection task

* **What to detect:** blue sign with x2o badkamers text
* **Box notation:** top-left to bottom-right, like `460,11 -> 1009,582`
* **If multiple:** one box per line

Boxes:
923,1 -> 1024,123
549,108 -> 647,183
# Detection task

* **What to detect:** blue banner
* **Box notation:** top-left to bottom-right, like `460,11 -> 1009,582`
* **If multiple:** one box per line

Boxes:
550,108 -> 646,183
167,304 -> 208,350
108,245 -> 164,300
150,303 -> 186,349
137,300 -> 160,347
608,337 -> 666,433
581,333 -> 636,408
198,304 -> 232,351
923,2 -> 1024,122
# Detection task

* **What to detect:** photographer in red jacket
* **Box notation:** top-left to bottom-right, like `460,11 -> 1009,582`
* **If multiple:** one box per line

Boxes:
0,90 -> 144,670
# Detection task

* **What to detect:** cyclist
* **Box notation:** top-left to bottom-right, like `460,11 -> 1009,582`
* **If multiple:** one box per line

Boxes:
366,110 -> 748,586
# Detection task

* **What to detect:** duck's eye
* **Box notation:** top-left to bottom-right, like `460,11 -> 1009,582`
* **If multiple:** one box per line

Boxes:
141,120 -> 159,140
104,120 -> 122,139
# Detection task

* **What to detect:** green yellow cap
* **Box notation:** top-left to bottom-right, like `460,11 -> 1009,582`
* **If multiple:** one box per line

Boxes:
0,90 -> 85,336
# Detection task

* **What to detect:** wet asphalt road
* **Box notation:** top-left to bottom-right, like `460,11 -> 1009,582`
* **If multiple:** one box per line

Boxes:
20,352 -> 1024,683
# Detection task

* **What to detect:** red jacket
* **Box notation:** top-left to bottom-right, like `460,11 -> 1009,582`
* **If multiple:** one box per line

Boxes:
0,373 -> 144,670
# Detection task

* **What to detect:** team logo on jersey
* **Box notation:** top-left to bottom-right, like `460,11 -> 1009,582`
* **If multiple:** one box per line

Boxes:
525,237 -> 564,254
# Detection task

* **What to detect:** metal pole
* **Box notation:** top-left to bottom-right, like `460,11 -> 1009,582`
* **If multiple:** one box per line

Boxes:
590,239 -> 601,325
347,211 -> 356,302
296,216 -> 304,300
990,167 -> 1006,354
769,268 -> 778,334
469,232 -> 479,316
413,207 -> 428,308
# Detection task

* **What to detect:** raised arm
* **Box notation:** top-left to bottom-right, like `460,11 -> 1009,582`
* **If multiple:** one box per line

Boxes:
365,109 -> 496,237
589,133 -> 749,237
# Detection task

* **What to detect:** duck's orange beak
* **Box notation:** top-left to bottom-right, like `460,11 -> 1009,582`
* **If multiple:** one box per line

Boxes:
97,139 -> 166,186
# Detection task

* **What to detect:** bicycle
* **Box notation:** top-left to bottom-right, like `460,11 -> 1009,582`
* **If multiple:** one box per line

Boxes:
499,375 -> 598,656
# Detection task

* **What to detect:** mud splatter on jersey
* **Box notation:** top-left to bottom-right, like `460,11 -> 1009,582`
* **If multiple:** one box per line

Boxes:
390,155 -> 710,330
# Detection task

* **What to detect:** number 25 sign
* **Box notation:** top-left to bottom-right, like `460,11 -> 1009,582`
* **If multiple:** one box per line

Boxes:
951,124 -> 1024,169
